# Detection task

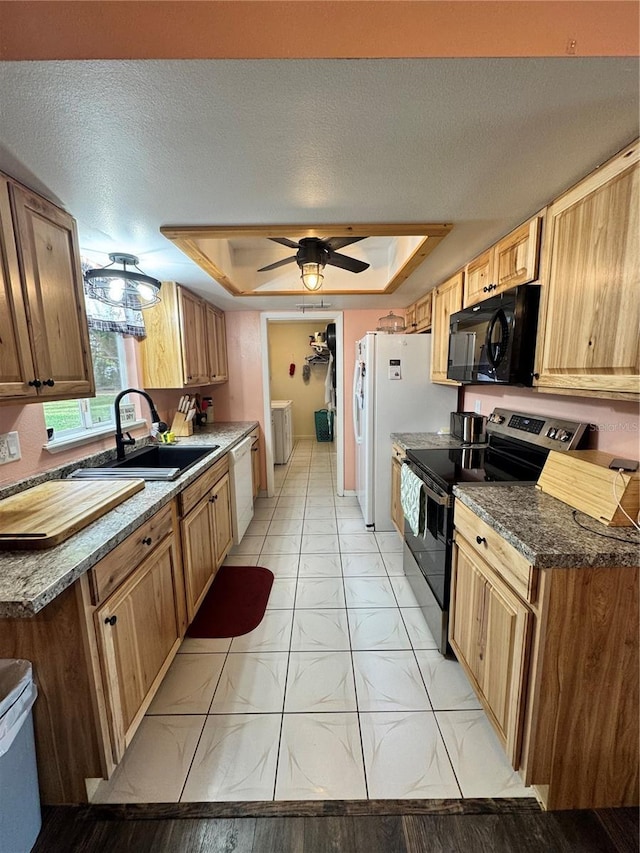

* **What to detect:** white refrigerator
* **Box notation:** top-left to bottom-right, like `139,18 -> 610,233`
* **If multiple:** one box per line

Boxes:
353,332 -> 457,531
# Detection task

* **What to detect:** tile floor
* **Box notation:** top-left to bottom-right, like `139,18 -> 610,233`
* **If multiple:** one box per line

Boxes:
93,439 -> 533,803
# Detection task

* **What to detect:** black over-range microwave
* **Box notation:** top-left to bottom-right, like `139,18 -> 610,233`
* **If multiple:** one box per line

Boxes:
447,285 -> 540,385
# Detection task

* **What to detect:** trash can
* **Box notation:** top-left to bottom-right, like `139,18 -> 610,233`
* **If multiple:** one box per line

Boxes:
314,409 -> 334,442
0,660 -> 40,853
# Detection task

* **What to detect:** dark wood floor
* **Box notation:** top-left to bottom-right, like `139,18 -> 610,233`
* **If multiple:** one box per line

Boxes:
32,803 -> 639,852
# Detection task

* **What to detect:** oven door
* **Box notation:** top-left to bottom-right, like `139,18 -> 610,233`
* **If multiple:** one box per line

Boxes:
401,461 -> 454,654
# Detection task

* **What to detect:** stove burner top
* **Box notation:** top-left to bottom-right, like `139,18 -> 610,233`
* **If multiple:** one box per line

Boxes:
406,444 -> 542,491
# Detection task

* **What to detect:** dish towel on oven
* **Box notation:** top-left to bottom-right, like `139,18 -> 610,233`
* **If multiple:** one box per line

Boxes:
400,463 -> 424,536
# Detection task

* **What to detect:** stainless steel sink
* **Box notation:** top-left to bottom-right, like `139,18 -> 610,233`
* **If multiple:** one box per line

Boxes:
70,445 -> 220,481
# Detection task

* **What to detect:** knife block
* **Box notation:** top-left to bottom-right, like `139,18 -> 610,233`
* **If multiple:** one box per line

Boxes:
170,411 -> 194,437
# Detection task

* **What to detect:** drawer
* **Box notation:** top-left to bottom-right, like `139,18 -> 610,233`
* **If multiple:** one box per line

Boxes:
179,454 -> 229,516
454,499 -> 536,603
88,501 -> 175,605
392,442 -> 406,463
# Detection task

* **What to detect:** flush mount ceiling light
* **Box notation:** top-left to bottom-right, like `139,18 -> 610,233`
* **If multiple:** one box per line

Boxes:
257,236 -> 369,292
84,253 -> 162,309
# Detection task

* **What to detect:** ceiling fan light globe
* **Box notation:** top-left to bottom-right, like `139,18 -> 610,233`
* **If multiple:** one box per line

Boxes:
301,263 -> 324,291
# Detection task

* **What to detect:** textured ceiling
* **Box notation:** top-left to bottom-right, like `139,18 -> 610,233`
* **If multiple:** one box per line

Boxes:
0,58 -> 637,310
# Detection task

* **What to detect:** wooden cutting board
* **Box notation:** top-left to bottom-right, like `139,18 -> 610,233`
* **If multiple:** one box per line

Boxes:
0,478 -> 145,549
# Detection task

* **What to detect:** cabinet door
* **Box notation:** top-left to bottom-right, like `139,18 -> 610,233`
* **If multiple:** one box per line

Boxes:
405,304 -> 417,333
390,457 -> 404,534
464,249 -> 493,307
536,144 -> 639,397
214,312 -> 228,382
494,216 -> 541,294
451,535 -> 531,766
10,184 -> 94,399
95,535 -> 181,762
211,472 -> 233,566
204,303 -> 220,383
178,288 -> 208,386
414,293 -> 432,332
251,438 -> 261,500
181,495 -> 217,621
430,272 -> 463,384
450,541 -> 487,682
0,178 -> 36,399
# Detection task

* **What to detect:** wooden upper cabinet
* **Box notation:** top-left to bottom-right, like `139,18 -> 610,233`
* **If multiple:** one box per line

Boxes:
464,248 -> 493,307
178,287 -> 208,385
535,141 -> 639,398
414,292 -> 432,332
0,178 -> 35,398
464,215 -> 542,308
0,176 -> 94,402
404,303 -> 417,333
214,311 -> 228,382
430,271 -> 463,385
205,303 -> 219,382
141,281 -> 228,389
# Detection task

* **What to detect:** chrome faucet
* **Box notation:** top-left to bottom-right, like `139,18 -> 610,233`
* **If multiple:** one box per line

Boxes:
114,388 -> 167,461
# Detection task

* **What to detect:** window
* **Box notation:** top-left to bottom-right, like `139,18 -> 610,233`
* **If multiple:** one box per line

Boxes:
43,329 -> 130,439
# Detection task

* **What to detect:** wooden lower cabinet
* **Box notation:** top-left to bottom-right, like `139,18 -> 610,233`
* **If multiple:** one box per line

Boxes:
390,443 -> 405,534
95,534 -> 183,763
452,499 -> 639,810
180,461 -> 233,622
450,535 -> 531,765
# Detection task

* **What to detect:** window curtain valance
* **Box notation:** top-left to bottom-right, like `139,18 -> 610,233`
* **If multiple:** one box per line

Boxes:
81,258 -> 146,338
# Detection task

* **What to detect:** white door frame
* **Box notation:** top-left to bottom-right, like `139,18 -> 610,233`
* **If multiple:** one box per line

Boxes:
260,310 -> 344,498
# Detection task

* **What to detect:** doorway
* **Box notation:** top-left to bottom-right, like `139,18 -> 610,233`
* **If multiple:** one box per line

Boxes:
260,311 -> 344,498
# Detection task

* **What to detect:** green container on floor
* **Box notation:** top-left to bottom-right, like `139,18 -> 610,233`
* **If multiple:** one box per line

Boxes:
314,409 -> 334,442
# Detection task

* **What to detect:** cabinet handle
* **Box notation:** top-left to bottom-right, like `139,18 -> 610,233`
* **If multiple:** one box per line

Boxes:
251,447 -> 259,452
209,494 -> 218,502
476,535 -> 487,545
483,286 -> 489,293
142,537 -> 152,545
28,379 -> 42,388
104,615 -> 117,626
42,378 -> 55,387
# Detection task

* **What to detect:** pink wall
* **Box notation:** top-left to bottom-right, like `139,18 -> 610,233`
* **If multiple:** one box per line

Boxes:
462,386 -> 639,459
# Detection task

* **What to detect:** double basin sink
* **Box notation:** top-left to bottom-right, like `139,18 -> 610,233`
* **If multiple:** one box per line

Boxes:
70,444 -> 220,481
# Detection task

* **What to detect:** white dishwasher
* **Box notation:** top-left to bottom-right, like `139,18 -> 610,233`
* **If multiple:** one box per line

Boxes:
229,436 -> 254,544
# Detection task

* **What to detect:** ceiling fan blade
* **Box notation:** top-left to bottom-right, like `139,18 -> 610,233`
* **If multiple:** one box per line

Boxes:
257,256 -> 297,272
324,236 -> 367,252
326,251 -> 370,273
268,237 -> 300,249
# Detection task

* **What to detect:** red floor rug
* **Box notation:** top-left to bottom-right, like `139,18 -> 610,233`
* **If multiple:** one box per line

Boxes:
186,565 -> 274,638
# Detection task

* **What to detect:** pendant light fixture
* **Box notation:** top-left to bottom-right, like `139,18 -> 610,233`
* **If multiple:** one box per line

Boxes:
301,262 -> 325,291
83,253 -> 162,309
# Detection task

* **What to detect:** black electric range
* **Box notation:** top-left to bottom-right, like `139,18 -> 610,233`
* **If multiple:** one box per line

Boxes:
402,407 -> 589,655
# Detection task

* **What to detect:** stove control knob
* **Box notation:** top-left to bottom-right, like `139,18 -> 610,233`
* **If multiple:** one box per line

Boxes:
546,427 -> 557,439
558,430 -> 572,442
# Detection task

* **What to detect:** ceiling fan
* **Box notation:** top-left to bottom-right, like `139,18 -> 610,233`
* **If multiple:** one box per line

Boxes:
257,236 -> 370,291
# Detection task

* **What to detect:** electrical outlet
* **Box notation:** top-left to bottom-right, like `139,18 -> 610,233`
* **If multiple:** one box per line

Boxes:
0,431 -> 21,465
474,400 -> 482,414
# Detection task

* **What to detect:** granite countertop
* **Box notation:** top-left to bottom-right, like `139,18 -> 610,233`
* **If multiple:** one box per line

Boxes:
454,484 -> 640,569
0,421 -> 257,618
391,432 -> 469,451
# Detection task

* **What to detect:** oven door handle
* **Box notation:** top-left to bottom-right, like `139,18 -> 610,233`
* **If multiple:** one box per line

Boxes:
403,462 -> 450,507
